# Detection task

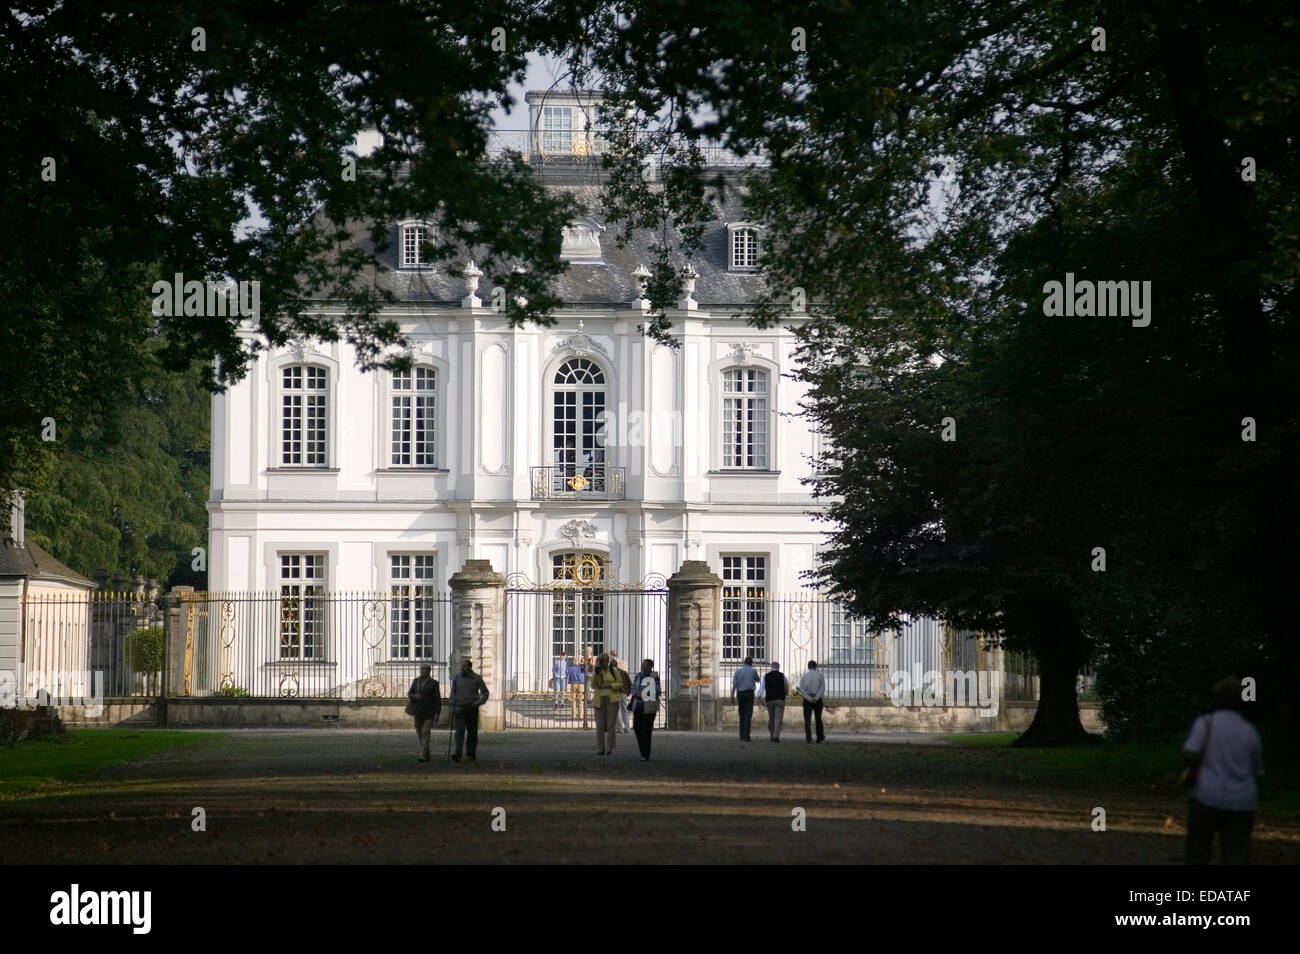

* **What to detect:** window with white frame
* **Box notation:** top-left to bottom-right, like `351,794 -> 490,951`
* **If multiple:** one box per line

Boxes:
389,554 -> 441,660
729,225 -> 759,270
281,365 -> 328,466
391,367 -> 436,467
541,106 -> 574,153
279,553 -> 326,659
721,555 -> 767,660
721,368 -> 769,469
829,603 -> 872,664
400,223 -> 431,268
553,358 -> 607,492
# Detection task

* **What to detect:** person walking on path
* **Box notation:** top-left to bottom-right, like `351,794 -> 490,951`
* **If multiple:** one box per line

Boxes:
448,658 -> 489,763
566,655 -> 588,727
552,651 -> 569,708
799,660 -> 826,743
590,652 -> 623,755
763,662 -> 789,742
1183,676 -> 1264,864
610,651 -> 632,733
630,658 -> 662,761
407,665 -> 442,762
732,656 -> 760,741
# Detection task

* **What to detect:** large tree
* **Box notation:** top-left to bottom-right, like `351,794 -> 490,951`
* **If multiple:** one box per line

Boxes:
575,0 -> 1300,744
23,338 -> 210,590
1,0 -> 591,506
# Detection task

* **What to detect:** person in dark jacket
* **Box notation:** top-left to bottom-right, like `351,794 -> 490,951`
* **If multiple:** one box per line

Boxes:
630,658 -> 662,761
407,665 -> 442,762
449,658 -> 490,763
763,662 -> 789,742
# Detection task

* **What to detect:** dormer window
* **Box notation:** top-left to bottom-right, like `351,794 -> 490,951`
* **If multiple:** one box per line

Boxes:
526,92 -> 610,156
399,220 -> 433,269
561,216 -> 605,264
728,223 -> 760,271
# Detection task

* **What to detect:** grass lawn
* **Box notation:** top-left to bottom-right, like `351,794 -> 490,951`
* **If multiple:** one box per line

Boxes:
0,729 -> 221,797
937,733 -> 1300,817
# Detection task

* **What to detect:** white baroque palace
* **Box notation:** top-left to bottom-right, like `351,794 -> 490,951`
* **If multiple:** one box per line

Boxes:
208,92 -> 831,628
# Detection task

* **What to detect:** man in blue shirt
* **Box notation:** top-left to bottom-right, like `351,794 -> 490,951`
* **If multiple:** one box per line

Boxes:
566,657 -> 588,727
732,656 -> 760,741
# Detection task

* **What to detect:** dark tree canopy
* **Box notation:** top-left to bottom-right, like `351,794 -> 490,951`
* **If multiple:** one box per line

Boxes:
573,0 -> 1300,745
1,0 -> 590,497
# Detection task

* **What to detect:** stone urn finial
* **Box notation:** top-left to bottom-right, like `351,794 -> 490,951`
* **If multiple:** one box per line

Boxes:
632,263 -> 651,310
678,262 -> 699,311
461,260 -> 482,308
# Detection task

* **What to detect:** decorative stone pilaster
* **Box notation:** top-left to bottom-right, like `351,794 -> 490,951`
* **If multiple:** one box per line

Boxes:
666,560 -> 722,730
448,559 -> 506,730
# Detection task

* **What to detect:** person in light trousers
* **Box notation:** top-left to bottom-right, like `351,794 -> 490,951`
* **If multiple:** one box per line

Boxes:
552,651 -> 569,707
610,651 -> 632,733
763,662 -> 789,742
589,652 -> 623,755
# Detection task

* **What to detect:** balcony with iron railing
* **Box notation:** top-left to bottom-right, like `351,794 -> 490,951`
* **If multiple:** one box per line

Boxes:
531,464 -> 626,501
485,129 -> 762,168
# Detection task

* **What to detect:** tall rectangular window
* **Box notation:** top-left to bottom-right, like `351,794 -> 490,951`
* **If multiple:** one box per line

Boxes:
401,225 -> 428,268
830,603 -> 871,664
721,555 -> 767,660
731,227 -> 758,269
722,368 -> 769,469
390,554 -> 440,660
542,106 -> 574,153
391,367 -> 436,466
282,365 -> 327,466
279,554 -> 326,659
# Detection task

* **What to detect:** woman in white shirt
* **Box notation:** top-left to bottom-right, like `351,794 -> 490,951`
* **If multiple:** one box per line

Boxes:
1182,676 -> 1264,864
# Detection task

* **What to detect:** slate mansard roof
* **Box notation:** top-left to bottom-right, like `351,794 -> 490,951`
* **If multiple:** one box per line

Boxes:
309,160 -> 769,311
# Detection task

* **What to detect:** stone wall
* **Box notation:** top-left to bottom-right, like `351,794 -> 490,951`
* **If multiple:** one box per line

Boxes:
719,699 -> 1106,734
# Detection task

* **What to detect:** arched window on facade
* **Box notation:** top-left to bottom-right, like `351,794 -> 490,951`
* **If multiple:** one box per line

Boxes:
552,358 -> 607,493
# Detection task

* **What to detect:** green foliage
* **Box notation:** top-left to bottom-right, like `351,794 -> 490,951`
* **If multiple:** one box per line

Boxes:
0,1 -> 591,495
214,685 -> 251,698
23,338 -> 209,587
123,626 -> 165,673
577,1 -> 1300,749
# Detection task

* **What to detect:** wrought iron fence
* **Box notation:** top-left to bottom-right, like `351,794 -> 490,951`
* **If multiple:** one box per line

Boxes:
504,572 -> 669,729
179,591 -> 454,699
1003,650 -> 1099,703
717,591 -> 988,703
21,591 -> 163,700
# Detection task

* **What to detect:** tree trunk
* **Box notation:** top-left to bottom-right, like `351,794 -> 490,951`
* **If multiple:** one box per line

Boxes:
1012,636 -> 1096,747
